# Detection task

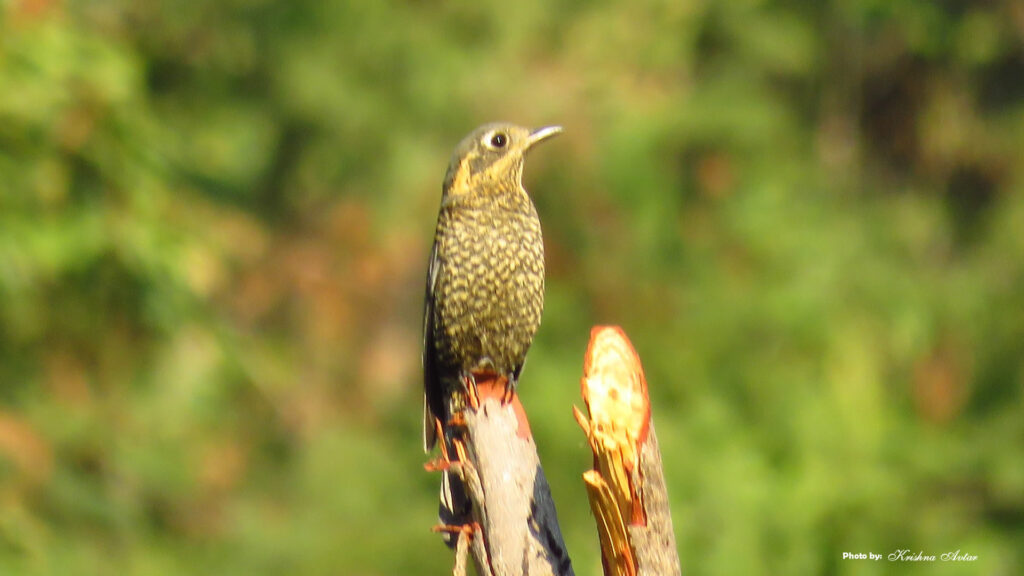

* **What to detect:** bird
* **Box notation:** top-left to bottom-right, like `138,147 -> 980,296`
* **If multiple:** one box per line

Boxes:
421,122 -> 561,538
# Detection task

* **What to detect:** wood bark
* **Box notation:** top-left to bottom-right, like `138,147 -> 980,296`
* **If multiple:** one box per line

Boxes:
440,378 -> 575,576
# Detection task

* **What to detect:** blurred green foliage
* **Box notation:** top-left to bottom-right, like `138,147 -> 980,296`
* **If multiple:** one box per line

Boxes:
1,0 -> 1023,574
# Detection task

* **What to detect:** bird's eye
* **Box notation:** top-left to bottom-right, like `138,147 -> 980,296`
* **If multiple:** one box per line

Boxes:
489,132 -> 508,148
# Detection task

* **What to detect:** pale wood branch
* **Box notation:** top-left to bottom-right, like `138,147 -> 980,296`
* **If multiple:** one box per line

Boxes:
628,422 -> 681,575
443,385 -> 574,576
576,326 -> 681,576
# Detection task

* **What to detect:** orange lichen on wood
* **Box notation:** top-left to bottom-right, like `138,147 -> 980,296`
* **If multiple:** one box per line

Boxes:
472,372 -> 532,440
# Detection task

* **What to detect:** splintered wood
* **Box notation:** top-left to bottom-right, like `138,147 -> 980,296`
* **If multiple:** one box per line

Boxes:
574,326 -> 681,576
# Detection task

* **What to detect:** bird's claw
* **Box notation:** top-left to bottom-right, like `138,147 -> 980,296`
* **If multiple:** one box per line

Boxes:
424,456 -> 454,472
426,414 -> 472,473
502,374 -> 516,405
432,521 -> 482,538
462,373 -> 481,410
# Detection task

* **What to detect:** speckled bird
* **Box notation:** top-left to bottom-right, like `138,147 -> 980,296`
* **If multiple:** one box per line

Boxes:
422,122 -> 561,454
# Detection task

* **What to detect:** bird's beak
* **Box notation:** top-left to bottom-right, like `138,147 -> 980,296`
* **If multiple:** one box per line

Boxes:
525,125 -> 563,149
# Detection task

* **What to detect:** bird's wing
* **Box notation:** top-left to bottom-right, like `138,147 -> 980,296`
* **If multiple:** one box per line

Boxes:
422,237 -> 442,452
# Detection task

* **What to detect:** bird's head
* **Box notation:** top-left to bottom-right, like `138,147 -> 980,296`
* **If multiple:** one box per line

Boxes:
442,122 -> 562,201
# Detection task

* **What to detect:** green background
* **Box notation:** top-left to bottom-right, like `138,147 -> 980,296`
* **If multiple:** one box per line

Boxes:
1,1 -> 1022,574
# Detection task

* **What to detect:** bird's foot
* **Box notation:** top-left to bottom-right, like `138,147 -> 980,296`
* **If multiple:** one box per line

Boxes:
453,436 -> 469,464
427,438 -> 469,472
424,457 -> 451,472
461,373 -> 481,410
432,521 -> 482,539
425,417 -> 470,473
502,374 -> 517,405
424,417 -> 454,472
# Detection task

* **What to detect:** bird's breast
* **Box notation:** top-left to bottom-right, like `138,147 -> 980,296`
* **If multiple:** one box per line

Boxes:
433,204 -> 545,373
